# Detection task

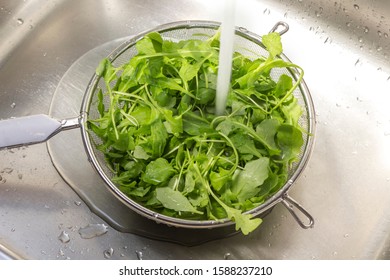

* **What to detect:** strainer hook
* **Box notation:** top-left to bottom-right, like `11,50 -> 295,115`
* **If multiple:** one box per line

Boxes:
281,193 -> 314,229
269,21 -> 289,36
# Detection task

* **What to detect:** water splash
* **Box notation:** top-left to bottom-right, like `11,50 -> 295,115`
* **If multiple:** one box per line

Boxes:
135,250 -> 143,260
58,231 -> 70,243
103,248 -> 114,259
78,223 -> 108,239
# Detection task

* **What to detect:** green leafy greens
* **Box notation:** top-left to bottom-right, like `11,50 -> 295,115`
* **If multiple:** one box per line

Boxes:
89,30 -> 305,235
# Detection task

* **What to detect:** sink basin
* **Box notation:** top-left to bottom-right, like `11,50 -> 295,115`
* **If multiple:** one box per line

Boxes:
0,0 -> 389,259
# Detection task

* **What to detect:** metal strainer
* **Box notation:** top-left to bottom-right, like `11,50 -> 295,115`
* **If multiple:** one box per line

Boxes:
0,21 -> 315,231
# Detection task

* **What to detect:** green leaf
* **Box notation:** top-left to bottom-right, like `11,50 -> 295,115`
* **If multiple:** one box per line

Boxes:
136,32 -> 163,55
232,158 -> 270,202
96,58 -> 109,77
150,119 -> 168,158
276,124 -> 303,163
255,118 -> 280,153
161,109 -> 183,135
210,167 -> 231,191
225,207 -> 263,235
133,145 -> 150,160
262,32 -> 283,58
182,111 -> 213,135
183,170 -> 196,194
179,59 -> 201,82
281,97 -> 302,126
230,133 -> 263,158
142,158 -> 175,185
274,74 -> 293,97
156,187 -> 203,214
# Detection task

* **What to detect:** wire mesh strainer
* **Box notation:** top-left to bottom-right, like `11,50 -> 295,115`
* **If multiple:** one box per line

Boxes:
80,20 -> 316,230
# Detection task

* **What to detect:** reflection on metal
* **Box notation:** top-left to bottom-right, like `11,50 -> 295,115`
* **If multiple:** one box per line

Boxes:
0,0 -> 390,260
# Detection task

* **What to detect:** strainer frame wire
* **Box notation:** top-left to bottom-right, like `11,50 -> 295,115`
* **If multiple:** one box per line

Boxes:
80,20 -> 316,229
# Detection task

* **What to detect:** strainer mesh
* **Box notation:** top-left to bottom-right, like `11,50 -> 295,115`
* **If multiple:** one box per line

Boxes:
82,21 -> 315,225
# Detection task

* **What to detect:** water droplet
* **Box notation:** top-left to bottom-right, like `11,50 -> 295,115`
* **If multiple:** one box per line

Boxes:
384,33 -> 389,38
333,251 -> 338,256
224,253 -> 231,260
103,248 -> 114,259
43,52 -> 47,57
346,21 -> 352,27
18,173 -> 23,180
1,167 -> 13,174
11,228 -> 15,232
324,37 -> 332,44
378,31 -> 382,37
344,233 -> 349,238
58,231 -> 70,243
315,11 -> 321,17
377,46 -> 382,52
78,223 -> 108,239
135,250 -> 143,260
353,4 -> 359,10
58,248 -> 65,256
358,36 -> 363,43
10,102 -> 16,108
364,26 -> 369,33
74,201 -> 81,206
355,58 -> 360,66
29,24 -> 33,29
16,18 -> 24,25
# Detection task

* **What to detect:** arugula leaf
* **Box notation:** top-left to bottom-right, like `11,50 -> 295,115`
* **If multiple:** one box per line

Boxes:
210,167 -> 231,191
230,133 -> 263,159
232,158 -> 270,202
262,32 -> 283,58
142,158 -> 175,185
276,124 -> 304,163
255,118 -> 280,153
156,187 -> 202,214
224,206 -> 263,235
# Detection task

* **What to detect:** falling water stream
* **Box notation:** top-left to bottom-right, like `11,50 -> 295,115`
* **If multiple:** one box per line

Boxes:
215,0 -> 236,115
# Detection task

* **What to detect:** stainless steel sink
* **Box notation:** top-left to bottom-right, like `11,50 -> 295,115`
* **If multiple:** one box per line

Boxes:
1,0 -> 389,259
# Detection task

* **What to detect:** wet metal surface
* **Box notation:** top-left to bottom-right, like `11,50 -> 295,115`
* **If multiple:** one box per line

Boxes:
0,0 -> 389,259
